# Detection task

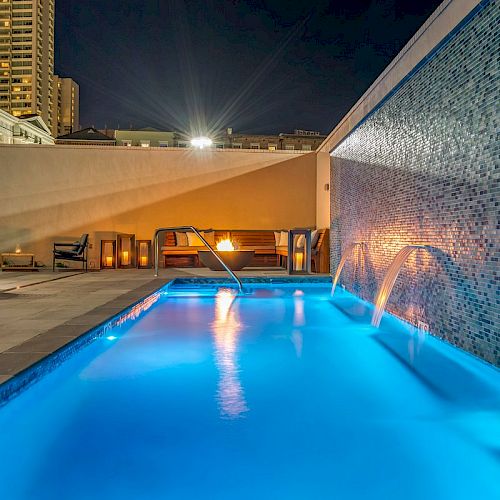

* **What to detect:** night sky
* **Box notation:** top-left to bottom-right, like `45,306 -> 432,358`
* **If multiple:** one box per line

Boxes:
55,0 -> 442,135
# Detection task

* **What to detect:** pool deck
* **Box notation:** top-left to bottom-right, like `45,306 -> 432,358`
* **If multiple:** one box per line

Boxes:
0,268 -> 329,384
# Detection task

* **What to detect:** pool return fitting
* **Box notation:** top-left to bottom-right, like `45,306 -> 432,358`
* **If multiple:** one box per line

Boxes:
331,243 -> 432,328
371,245 -> 429,327
330,242 -> 366,296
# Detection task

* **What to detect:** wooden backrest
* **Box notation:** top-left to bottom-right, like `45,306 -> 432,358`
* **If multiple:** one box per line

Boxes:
164,229 -> 277,247
164,231 -> 176,246
229,231 -> 276,247
214,230 -> 229,242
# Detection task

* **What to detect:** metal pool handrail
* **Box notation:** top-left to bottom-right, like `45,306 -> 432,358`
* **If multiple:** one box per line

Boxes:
152,226 -> 243,293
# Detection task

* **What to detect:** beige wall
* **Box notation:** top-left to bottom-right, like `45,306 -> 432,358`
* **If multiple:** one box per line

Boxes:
0,145 -> 317,266
316,152 -> 330,229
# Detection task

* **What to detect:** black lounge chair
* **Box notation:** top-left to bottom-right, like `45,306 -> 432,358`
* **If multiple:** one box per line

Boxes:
53,234 -> 89,271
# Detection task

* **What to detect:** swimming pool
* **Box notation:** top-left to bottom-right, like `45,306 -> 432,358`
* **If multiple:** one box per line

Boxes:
0,282 -> 498,499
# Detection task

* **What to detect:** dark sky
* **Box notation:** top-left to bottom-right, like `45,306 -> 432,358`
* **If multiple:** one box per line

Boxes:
55,0 -> 442,135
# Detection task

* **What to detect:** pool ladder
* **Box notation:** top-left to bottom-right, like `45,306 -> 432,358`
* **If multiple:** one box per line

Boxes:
153,226 -> 243,293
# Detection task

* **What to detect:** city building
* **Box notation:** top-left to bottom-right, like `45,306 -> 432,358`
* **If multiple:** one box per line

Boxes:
90,127 -> 325,150
0,107 -> 54,144
169,128 -> 327,150
0,0 -> 55,128
56,127 -> 116,146
216,128 -> 326,151
114,128 -> 175,147
52,75 -> 79,137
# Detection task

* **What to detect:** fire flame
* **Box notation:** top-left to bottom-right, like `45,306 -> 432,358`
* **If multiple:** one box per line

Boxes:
217,239 -> 235,251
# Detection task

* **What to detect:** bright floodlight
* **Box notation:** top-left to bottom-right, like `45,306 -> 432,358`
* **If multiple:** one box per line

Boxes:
191,136 -> 212,149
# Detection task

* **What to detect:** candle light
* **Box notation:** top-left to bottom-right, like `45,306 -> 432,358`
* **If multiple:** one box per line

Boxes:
295,252 -> 304,271
140,256 -> 147,267
106,256 -> 113,267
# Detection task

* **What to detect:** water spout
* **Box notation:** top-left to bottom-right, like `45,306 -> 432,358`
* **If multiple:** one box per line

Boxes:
371,245 -> 429,327
331,242 -> 365,296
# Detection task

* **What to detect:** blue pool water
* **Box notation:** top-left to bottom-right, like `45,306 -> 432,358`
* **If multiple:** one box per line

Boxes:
0,284 -> 499,500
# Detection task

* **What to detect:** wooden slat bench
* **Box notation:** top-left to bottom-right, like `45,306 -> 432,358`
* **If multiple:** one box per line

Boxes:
161,230 -> 278,268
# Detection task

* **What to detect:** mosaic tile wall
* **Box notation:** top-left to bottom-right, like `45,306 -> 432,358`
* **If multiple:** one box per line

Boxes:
330,0 -> 499,365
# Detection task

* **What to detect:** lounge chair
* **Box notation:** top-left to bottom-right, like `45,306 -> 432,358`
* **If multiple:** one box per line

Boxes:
53,234 -> 89,271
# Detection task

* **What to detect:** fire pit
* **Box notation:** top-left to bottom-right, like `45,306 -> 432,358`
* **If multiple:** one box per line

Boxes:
198,238 -> 254,271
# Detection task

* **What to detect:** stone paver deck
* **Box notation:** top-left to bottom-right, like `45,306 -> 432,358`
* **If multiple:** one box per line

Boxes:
0,267 -> 313,384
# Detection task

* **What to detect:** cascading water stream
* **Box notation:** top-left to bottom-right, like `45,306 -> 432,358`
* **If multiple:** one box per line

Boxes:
331,242 -> 364,296
371,245 -> 428,327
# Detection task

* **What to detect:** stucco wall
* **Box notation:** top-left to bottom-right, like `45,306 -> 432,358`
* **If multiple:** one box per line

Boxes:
0,145 -> 316,264
315,152 -> 330,233
330,0 -> 498,364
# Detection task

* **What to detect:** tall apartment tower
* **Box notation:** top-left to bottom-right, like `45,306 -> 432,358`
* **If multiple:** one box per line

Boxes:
52,75 -> 79,137
0,0 -> 55,128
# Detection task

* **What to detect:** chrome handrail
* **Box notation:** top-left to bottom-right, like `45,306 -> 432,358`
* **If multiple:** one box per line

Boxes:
153,226 -> 243,293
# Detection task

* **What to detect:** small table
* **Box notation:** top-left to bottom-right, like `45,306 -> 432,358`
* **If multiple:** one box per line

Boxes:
1,253 -> 37,271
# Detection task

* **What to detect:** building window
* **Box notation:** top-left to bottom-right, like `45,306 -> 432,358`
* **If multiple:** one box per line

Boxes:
177,140 -> 189,148
122,140 -> 132,147
158,141 -> 168,147
231,143 -> 242,149
302,144 -> 312,151
140,140 -> 150,147
268,143 -> 277,151
285,144 -> 295,150
250,143 -> 260,149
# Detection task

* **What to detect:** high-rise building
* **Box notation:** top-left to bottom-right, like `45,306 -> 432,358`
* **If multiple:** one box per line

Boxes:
0,0 -> 55,128
52,75 -> 79,137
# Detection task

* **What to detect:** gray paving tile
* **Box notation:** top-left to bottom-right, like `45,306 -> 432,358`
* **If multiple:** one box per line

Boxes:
63,314 -> 119,326
6,335 -> 74,354
0,352 -> 48,375
41,324 -> 91,338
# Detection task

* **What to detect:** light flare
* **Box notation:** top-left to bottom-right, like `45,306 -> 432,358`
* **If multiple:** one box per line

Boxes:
191,136 -> 212,149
